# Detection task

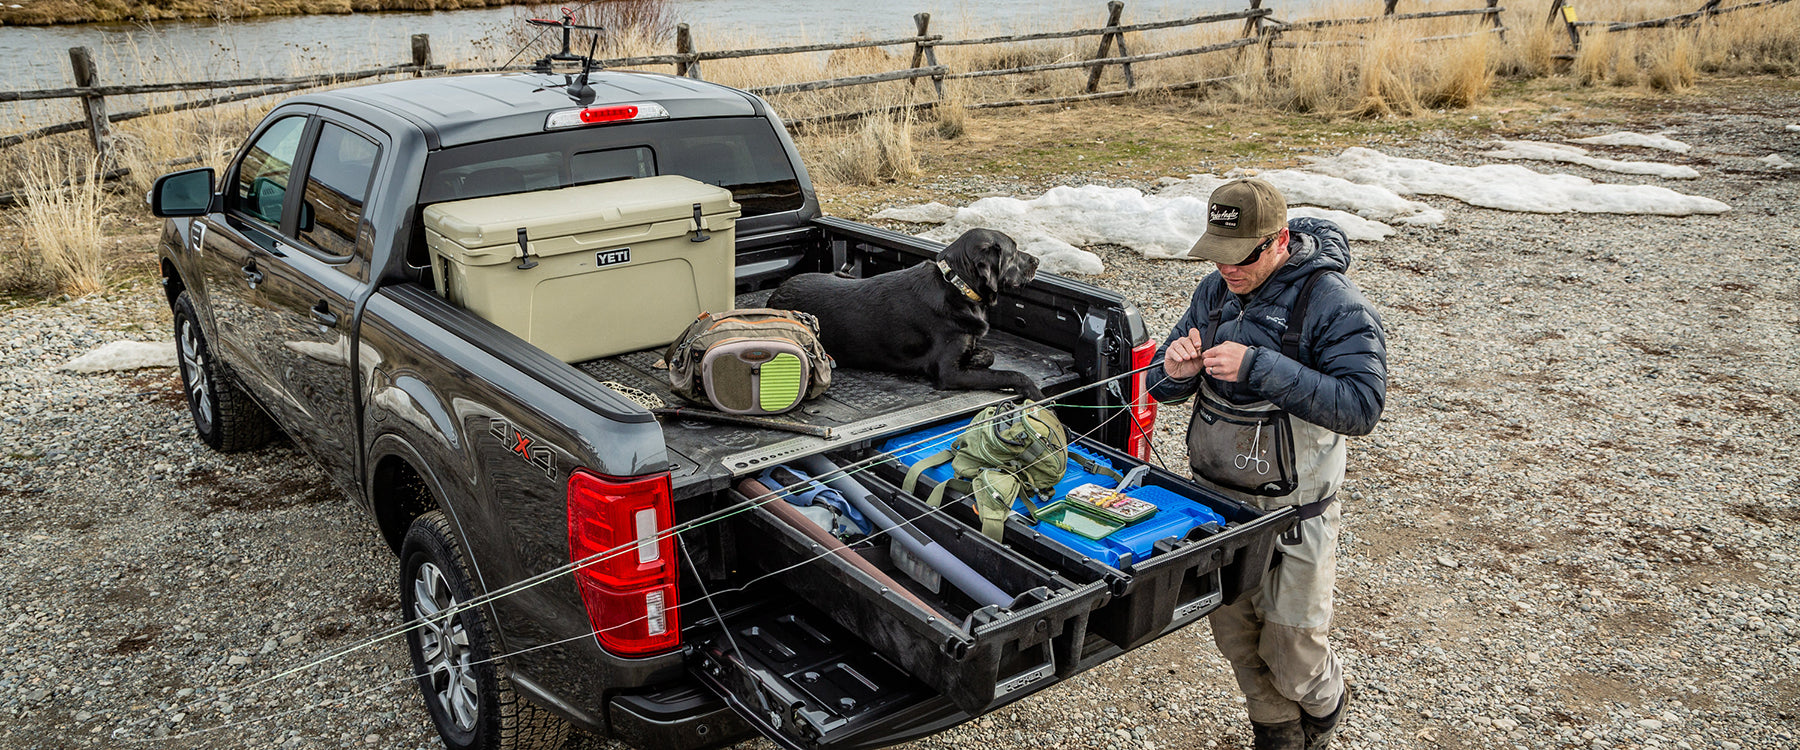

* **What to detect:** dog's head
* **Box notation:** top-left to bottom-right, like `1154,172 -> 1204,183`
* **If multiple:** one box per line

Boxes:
943,228 -> 1036,306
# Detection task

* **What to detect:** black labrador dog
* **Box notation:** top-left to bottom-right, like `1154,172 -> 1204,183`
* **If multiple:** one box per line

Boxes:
769,228 -> 1044,401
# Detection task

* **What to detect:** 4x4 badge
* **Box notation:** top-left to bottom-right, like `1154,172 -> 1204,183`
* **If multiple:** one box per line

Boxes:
490,417 -> 556,478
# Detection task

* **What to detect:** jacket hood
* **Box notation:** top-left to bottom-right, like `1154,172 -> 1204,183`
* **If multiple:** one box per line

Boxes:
1272,217 -> 1352,285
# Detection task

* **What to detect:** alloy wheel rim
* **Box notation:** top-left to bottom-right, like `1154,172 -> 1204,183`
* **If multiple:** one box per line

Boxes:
178,319 -> 213,430
413,561 -> 478,732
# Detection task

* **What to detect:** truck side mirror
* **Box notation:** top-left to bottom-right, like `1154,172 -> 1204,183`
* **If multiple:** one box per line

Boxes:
149,168 -> 215,217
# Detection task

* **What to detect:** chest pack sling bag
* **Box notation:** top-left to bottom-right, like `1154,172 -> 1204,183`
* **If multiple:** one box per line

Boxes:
1187,269 -> 1334,497
901,401 -> 1121,542
665,308 -> 834,416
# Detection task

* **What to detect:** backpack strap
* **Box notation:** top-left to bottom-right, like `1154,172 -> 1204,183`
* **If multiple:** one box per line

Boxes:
1204,307 -> 1224,353
902,448 -> 956,498
1280,269 -> 1336,362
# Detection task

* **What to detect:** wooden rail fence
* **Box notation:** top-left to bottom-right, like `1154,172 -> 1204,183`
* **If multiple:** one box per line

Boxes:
0,0 -> 1667,170
1545,0 -> 1796,54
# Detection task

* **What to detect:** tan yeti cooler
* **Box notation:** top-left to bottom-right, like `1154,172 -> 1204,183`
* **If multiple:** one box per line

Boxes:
424,175 -> 741,363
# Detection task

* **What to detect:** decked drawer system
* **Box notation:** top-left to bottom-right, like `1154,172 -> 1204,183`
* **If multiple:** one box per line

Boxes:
681,412 -> 1294,749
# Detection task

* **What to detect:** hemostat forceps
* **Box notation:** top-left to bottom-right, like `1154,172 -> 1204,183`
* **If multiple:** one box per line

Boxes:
1234,422 -> 1271,475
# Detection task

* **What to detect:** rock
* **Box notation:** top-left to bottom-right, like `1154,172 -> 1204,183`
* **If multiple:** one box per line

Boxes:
1437,556 -> 1460,569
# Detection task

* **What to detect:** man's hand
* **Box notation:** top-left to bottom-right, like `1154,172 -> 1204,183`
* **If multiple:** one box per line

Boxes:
1163,328 -> 1205,380
1202,341 -> 1250,383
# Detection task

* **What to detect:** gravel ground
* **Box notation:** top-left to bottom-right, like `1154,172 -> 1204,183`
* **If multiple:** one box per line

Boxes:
2,88 -> 1796,750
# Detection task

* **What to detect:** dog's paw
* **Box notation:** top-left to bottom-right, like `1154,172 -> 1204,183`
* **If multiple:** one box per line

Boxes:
961,347 -> 996,368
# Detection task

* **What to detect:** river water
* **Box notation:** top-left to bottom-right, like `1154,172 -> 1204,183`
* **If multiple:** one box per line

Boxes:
1,0 -> 1348,91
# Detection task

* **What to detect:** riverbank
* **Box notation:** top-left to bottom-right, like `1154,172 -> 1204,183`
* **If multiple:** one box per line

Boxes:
0,0 -> 535,26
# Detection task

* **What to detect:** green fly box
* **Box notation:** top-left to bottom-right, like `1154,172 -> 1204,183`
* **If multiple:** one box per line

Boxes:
1035,500 -> 1128,541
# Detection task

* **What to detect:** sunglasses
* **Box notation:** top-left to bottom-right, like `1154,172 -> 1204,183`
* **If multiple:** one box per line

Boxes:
1224,233 -> 1278,267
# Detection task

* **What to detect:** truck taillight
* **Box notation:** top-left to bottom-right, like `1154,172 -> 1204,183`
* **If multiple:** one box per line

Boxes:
567,470 -> 680,656
1126,340 -> 1160,461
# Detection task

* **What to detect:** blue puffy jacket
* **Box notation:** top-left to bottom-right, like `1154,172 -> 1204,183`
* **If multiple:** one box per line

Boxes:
1147,217 -> 1387,436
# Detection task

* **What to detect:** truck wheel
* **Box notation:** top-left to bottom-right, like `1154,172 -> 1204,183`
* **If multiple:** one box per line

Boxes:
401,511 -> 572,750
172,291 -> 275,452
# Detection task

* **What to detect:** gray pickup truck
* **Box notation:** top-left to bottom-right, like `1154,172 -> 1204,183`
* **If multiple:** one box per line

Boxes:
148,68 -> 1291,750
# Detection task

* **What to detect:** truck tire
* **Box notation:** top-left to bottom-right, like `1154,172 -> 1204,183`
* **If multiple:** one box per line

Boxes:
401,511 -> 572,750
172,291 -> 275,452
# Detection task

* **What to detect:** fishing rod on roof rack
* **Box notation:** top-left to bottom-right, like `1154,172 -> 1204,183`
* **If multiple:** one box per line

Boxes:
527,7 -> 607,74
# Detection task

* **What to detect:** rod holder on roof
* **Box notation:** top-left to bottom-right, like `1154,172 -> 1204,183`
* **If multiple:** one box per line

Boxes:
527,9 -> 606,73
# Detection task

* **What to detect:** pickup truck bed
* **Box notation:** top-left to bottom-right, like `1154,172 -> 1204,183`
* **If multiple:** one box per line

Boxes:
574,290 -> 1079,499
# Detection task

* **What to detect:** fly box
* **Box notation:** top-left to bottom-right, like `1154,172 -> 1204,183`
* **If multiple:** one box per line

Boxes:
423,175 -> 741,362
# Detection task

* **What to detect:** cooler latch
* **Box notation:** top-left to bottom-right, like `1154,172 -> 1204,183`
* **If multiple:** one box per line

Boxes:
690,203 -> 711,243
515,227 -> 539,270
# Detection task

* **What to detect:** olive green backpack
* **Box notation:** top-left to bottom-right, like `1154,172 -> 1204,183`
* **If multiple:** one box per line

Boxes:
902,401 -> 1116,541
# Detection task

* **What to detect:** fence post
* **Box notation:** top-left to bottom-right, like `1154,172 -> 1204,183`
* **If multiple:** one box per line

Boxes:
676,24 -> 701,79
1085,1 -> 1127,93
67,47 -> 112,168
911,13 -> 946,98
1487,0 -> 1507,42
1548,0 -> 1582,51
411,34 -> 431,76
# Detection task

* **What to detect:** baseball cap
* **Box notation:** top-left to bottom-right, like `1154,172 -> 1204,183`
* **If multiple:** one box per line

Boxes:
1188,177 -> 1288,264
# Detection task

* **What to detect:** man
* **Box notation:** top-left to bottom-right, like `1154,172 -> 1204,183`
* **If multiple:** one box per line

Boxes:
1148,177 -> 1387,750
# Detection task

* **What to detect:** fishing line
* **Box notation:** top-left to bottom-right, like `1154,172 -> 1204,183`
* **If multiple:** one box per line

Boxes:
141,395 -> 1149,743
163,361 -> 1172,720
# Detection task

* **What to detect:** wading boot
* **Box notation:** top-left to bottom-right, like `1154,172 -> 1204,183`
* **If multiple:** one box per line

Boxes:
1301,685 -> 1352,749
1251,720 -> 1305,750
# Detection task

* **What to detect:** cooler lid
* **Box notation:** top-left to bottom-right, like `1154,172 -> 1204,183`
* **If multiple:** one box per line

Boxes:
422,175 -> 740,251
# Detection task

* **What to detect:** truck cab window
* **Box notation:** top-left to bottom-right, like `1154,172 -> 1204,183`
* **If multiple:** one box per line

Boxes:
230,116 -> 307,227
298,122 -> 380,260
420,118 -> 803,216
571,146 -> 655,185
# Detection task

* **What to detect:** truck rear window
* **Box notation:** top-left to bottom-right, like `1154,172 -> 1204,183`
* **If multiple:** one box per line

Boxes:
420,118 -> 805,217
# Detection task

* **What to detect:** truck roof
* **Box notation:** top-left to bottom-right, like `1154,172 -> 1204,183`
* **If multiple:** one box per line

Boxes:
296,70 -> 763,149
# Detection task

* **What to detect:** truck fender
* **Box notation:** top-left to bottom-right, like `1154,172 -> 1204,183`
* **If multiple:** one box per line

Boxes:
364,433 -> 483,595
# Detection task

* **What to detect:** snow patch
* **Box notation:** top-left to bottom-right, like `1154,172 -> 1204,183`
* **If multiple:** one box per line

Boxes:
1759,153 -> 1795,170
911,185 -> 1212,268
1287,207 -> 1394,241
1567,131 -> 1691,153
1158,170 -> 1445,225
60,341 -> 176,372
1304,147 -> 1730,216
1482,140 -> 1699,179
1787,124 -> 1800,133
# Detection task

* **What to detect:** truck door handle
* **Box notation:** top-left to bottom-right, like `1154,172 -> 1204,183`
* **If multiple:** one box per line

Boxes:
311,301 -> 339,329
241,261 -> 263,289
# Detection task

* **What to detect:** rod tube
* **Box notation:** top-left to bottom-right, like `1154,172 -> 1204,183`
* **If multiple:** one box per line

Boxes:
796,455 -> 1012,608
736,478 -> 940,615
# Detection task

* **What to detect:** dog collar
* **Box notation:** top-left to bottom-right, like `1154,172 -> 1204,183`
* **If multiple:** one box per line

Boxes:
935,259 -> 984,303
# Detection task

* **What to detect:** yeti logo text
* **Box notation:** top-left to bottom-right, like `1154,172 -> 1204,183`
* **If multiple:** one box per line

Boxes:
490,417 -> 556,479
1209,204 -> 1240,228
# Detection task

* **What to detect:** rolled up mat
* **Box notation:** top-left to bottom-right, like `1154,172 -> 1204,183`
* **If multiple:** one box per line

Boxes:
735,477 -> 940,616
795,454 -> 1012,609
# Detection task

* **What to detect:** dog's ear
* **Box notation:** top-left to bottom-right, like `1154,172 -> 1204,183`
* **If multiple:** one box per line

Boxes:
953,230 -> 1006,304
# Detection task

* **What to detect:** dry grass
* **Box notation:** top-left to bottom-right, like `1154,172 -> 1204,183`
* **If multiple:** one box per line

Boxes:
0,0 -> 536,25
6,145 -> 112,295
803,112 -> 920,187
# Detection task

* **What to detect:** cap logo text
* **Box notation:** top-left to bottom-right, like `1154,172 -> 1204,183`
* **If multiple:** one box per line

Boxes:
1210,204 -> 1241,228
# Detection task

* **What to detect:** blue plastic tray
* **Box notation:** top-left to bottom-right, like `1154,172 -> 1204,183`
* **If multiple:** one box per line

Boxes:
880,420 -> 1226,569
